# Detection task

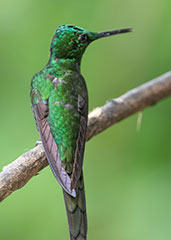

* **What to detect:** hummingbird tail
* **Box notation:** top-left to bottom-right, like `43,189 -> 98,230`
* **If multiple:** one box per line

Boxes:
63,172 -> 87,240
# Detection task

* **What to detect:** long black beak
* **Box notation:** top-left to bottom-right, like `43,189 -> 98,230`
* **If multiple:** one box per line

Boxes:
96,28 -> 132,39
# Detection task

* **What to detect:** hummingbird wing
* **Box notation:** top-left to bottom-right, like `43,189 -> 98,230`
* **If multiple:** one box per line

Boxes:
71,93 -> 88,189
32,98 -> 76,197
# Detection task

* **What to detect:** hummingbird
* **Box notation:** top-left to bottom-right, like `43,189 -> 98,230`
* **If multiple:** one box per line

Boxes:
30,25 -> 131,240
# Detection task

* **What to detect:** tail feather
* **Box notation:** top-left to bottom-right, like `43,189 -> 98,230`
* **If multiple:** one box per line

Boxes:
63,172 -> 87,240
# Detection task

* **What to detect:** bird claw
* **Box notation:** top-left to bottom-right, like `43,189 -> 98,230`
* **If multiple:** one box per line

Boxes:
35,141 -> 42,146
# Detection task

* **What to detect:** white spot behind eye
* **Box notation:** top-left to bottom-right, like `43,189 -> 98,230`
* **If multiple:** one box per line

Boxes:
78,34 -> 88,42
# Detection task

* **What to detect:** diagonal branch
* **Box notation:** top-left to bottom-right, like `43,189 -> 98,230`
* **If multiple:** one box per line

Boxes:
0,71 -> 171,202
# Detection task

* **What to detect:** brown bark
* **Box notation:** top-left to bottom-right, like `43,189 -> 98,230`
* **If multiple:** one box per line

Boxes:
0,71 -> 171,202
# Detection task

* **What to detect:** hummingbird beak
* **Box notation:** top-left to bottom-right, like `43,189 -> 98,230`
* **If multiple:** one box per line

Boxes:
95,28 -> 133,40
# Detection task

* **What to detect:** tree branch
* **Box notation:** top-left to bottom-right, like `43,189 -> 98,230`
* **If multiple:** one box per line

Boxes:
0,72 -> 171,202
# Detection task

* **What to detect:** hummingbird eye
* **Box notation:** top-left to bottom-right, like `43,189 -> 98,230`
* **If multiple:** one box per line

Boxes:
78,34 -> 89,43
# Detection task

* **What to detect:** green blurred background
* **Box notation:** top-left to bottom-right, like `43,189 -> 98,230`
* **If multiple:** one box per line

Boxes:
0,0 -> 171,239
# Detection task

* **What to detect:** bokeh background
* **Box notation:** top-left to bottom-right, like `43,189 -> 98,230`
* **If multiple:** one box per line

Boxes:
0,0 -> 171,239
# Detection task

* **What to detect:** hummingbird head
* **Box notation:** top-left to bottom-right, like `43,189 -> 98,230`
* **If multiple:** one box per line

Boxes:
50,25 -> 132,62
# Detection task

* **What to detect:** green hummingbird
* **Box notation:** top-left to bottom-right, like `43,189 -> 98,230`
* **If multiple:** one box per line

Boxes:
30,25 -> 131,240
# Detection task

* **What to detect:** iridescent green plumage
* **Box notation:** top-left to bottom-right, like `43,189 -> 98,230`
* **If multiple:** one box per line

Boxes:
31,24 -> 132,240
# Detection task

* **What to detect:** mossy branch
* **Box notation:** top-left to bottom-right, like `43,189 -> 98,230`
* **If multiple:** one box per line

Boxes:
0,71 -> 171,202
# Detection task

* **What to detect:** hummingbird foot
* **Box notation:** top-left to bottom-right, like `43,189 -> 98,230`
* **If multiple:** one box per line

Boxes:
35,141 -> 42,147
